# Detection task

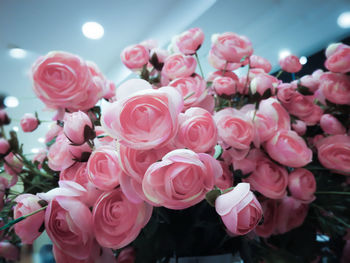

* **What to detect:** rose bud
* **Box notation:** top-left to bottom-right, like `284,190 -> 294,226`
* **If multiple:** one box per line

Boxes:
0,138 -> 10,156
215,183 -> 262,235
174,27 -> 204,55
0,110 -> 10,126
288,168 -> 316,203
63,111 -> 94,145
0,242 -> 19,261
250,55 -> 272,73
13,194 -> 45,244
121,44 -> 150,70
320,114 -> 346,135
208,50 -> 241,71
162,53 -> 197,79
20,113 -> 39,132
4,152 -> 22,184
325,43 -> 350,73
250,73 -> 278,96
279,55 -> 302,73
319,72 -> 350,105
292,120 -> 307,136
213,76 -> 238,96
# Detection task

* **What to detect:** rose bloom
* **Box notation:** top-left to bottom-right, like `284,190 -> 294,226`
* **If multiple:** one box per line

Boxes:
299,75 -> 319,92
325,44 -> 350,73
213,76 -> 238,96
174,107 -> 217,153
162,53 -> 197,79
101,87 -> 183,150
0,110 -> 10,126
121,44 -> 150,70
211,32 -> 253,63
14,194 -> 45,244
275,196 -> 309,234
32,51 -> 103,111
215,162 -> 233,190
45,196 -> 94,260
319,72 -> 350,105
292,120 -> 307,136
264,130 -> 312,168
64,111 -> 94,145
93,188 -> 152,249
250,73 -> 278,96
279,55 -> 302,73
215,183 -> 262,235
320,114 -> 346,135
277,83 -> 297,105
250,55 -> 272,73
174,27 -> 204,55
316,134 -> 350,175
255,199 -> 278,238
207,70 -> 238,82
142,149 -> 221,209
20,113 -> 39,132
288,168 -> 316,203
45,123 -> 62,144
0,138 -> 10,155
208,50 -> 242,71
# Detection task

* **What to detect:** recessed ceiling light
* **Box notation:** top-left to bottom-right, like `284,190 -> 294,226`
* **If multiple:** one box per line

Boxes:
279,49 -> 291,60
38,137 -> 45,143
299,56 -> 307,65
337,11 -> 350,28
4,96 -> 19,108
13,126 -> 19,132
9,48 -> 27,59
82,22 -> 104,39
31,148 -> 39,154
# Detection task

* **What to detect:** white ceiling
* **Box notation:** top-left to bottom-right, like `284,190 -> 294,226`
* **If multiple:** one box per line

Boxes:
0,0 -> 349,153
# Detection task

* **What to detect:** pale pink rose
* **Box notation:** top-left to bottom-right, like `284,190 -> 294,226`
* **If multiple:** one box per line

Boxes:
117,247 -> 135,263
319,72 -> 350,105
162,53 -> 197,79
207,70 -> 238,82
299,75 -> 319,92
119,171 -> 147,204
32,51 -> 103,111
143,149 -> 221,209
214,162 -> 233,190
325,43 -> 347,58
0,138 -> 10,155
0,110 -> 10,126
316,135 -> 350,175
275,196 -> 309,234
211,32 -> 253,63
208,50 -> 241,71
45,123 -> 62,144
87,146 -> 122,191
213,76 -> 238,96
292,120 -> 307,136
93,188 -> 152,249
32,148 -> 47,169
13,194 -> 45,244
64,111 -> 94,145
215,183 -> 262,235
116,79 -> 153,101
140,39 -> 158,51
174,107 -> 217,153
241,149 -> 288,199
255,199 -> 278,238
250,73 -> 278,96
320,114 -> 346,135
250,55 -> 272,73
325,44 -> 350,73
279,55 -> 302,73
0,242 -> 19,261
264,130 -> 312,167
20,113 -> 39,132
174,27 -> 204,55
101,87 -> 183,150
288,168 -> 316,203
121,44 -> 150,70
46,196 -> 94,260
169,74 -> 206,108
4,152 -> 22,185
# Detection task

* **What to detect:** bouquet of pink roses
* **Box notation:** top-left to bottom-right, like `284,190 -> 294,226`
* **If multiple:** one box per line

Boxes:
0,28 -> 349,263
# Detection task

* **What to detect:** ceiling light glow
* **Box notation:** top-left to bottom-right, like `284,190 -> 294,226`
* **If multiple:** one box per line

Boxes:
9,48 -> 27,59
299,56 -> 307,65
337,11 -> 350,28
4,96 -> 19,108
31,148 -> 39,154
279,49 -> 291,60
82,22 -> 104,39
13,126 -> 19,132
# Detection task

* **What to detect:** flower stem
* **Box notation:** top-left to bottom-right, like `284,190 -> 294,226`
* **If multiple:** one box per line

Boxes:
276,70 -> 283,78
195,52 -> 204,79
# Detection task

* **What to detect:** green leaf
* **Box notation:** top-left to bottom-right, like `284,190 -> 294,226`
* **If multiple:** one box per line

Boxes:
140,65 -> 149,81
205,187 -> 222,207
213,144 -> 223,159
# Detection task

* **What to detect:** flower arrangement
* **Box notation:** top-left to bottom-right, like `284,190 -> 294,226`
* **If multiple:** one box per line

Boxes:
0,28 -> 349,263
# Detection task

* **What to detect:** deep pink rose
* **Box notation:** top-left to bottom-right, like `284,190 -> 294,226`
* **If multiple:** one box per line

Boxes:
142,149 -> 221,209
0,138 -> 10,155
215,183 -> 262,235
87,146 -> 122,191
93,188 -> 152,249
292,120 -> 307,136
101,87 -> 183,150
288,168 -> 316,203
32,51 -> 103,111
275,197 -> 308,234
117,247 -> 135,263
162,53 -> 197,80
174,27 -> 204,55
255,199 -> 278,238
20,113 -> 39,132
211,32 -> 253,63
325,44 -> 350,73
264,130 -> 312,168
319,72 -> 350,105
14,194 -> 45,244
250,55 -> 272,73
121,44 -> 150,70
0,110 -> 10,126
64,111 -> 94,145
0,242 -> 19,261
46,196 -> 94,260
316,135 -> 350,175
208,50 -> 241,71
279,55 -> 302,73
320,114 -> 346,135
213,76 -> 238,96
214,162 -> 233,190
174,107 -> 217,153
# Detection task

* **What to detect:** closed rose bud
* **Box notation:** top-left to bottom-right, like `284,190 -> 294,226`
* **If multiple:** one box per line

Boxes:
121,44 -> 150,70
213,76 -> 238,96
288,168 -> 316,203
250,73 -> 278,96
279,55 -> 302,73
20,113 -> 39,132
64,111 -> 94,145
0,110 -> 10,126
174,27 -> 204,55
292,120 -> 307,136
162,53 -> 197,79
325,43 -> 350,73
319,72 -> 350,105
0,138 -> 10,155
250,55 -> 272,73
320,114 -> 346,135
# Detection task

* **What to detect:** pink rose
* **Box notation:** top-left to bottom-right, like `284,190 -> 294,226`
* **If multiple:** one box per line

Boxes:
264,130 -> 312,167
32,148 -> 47,169
250,55 -> 272,73
279,55 -> 302,73
64,111 -> 94,145
250,73 -> 278,96
316,134 -> 350,175
208,50 -> 241,71
211,32 -> 253,63
213,76 -> 238,96
0,110 -> 10,126
174,27 -> 204,55
46,196 -> 94,260
255,199 -> 278,238
32,51 -> 103,111
299,75 -> 319,92
94,126 -> 115,147
215,183 -> 262,235
117,247 -> 135,263
142,149 -> 221,209
195,94 -> 215,114
207,70 -> 238,82
93,188 -> 152,249
275,196 -> 309,234
20,113 -> 39,132
214,162 -> 233,190
87,146 -> 122,191
277,83 -> 297,105
101,87 -> 183,150
4,152 -> 22,184
121,44 -> 150,70
288,168 -> 316,203
325,44 -> 350,73
162,53 -> 197,79
45,123 -> 62,144
320,114 -> 346,135
319,72 -> 350,105
174,107 -> 217,153
0,138 -> 10,155
0,242 -> 19,261
13,194 -> 45,244
52,245 -> 91,263
292,120 -> 307,136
